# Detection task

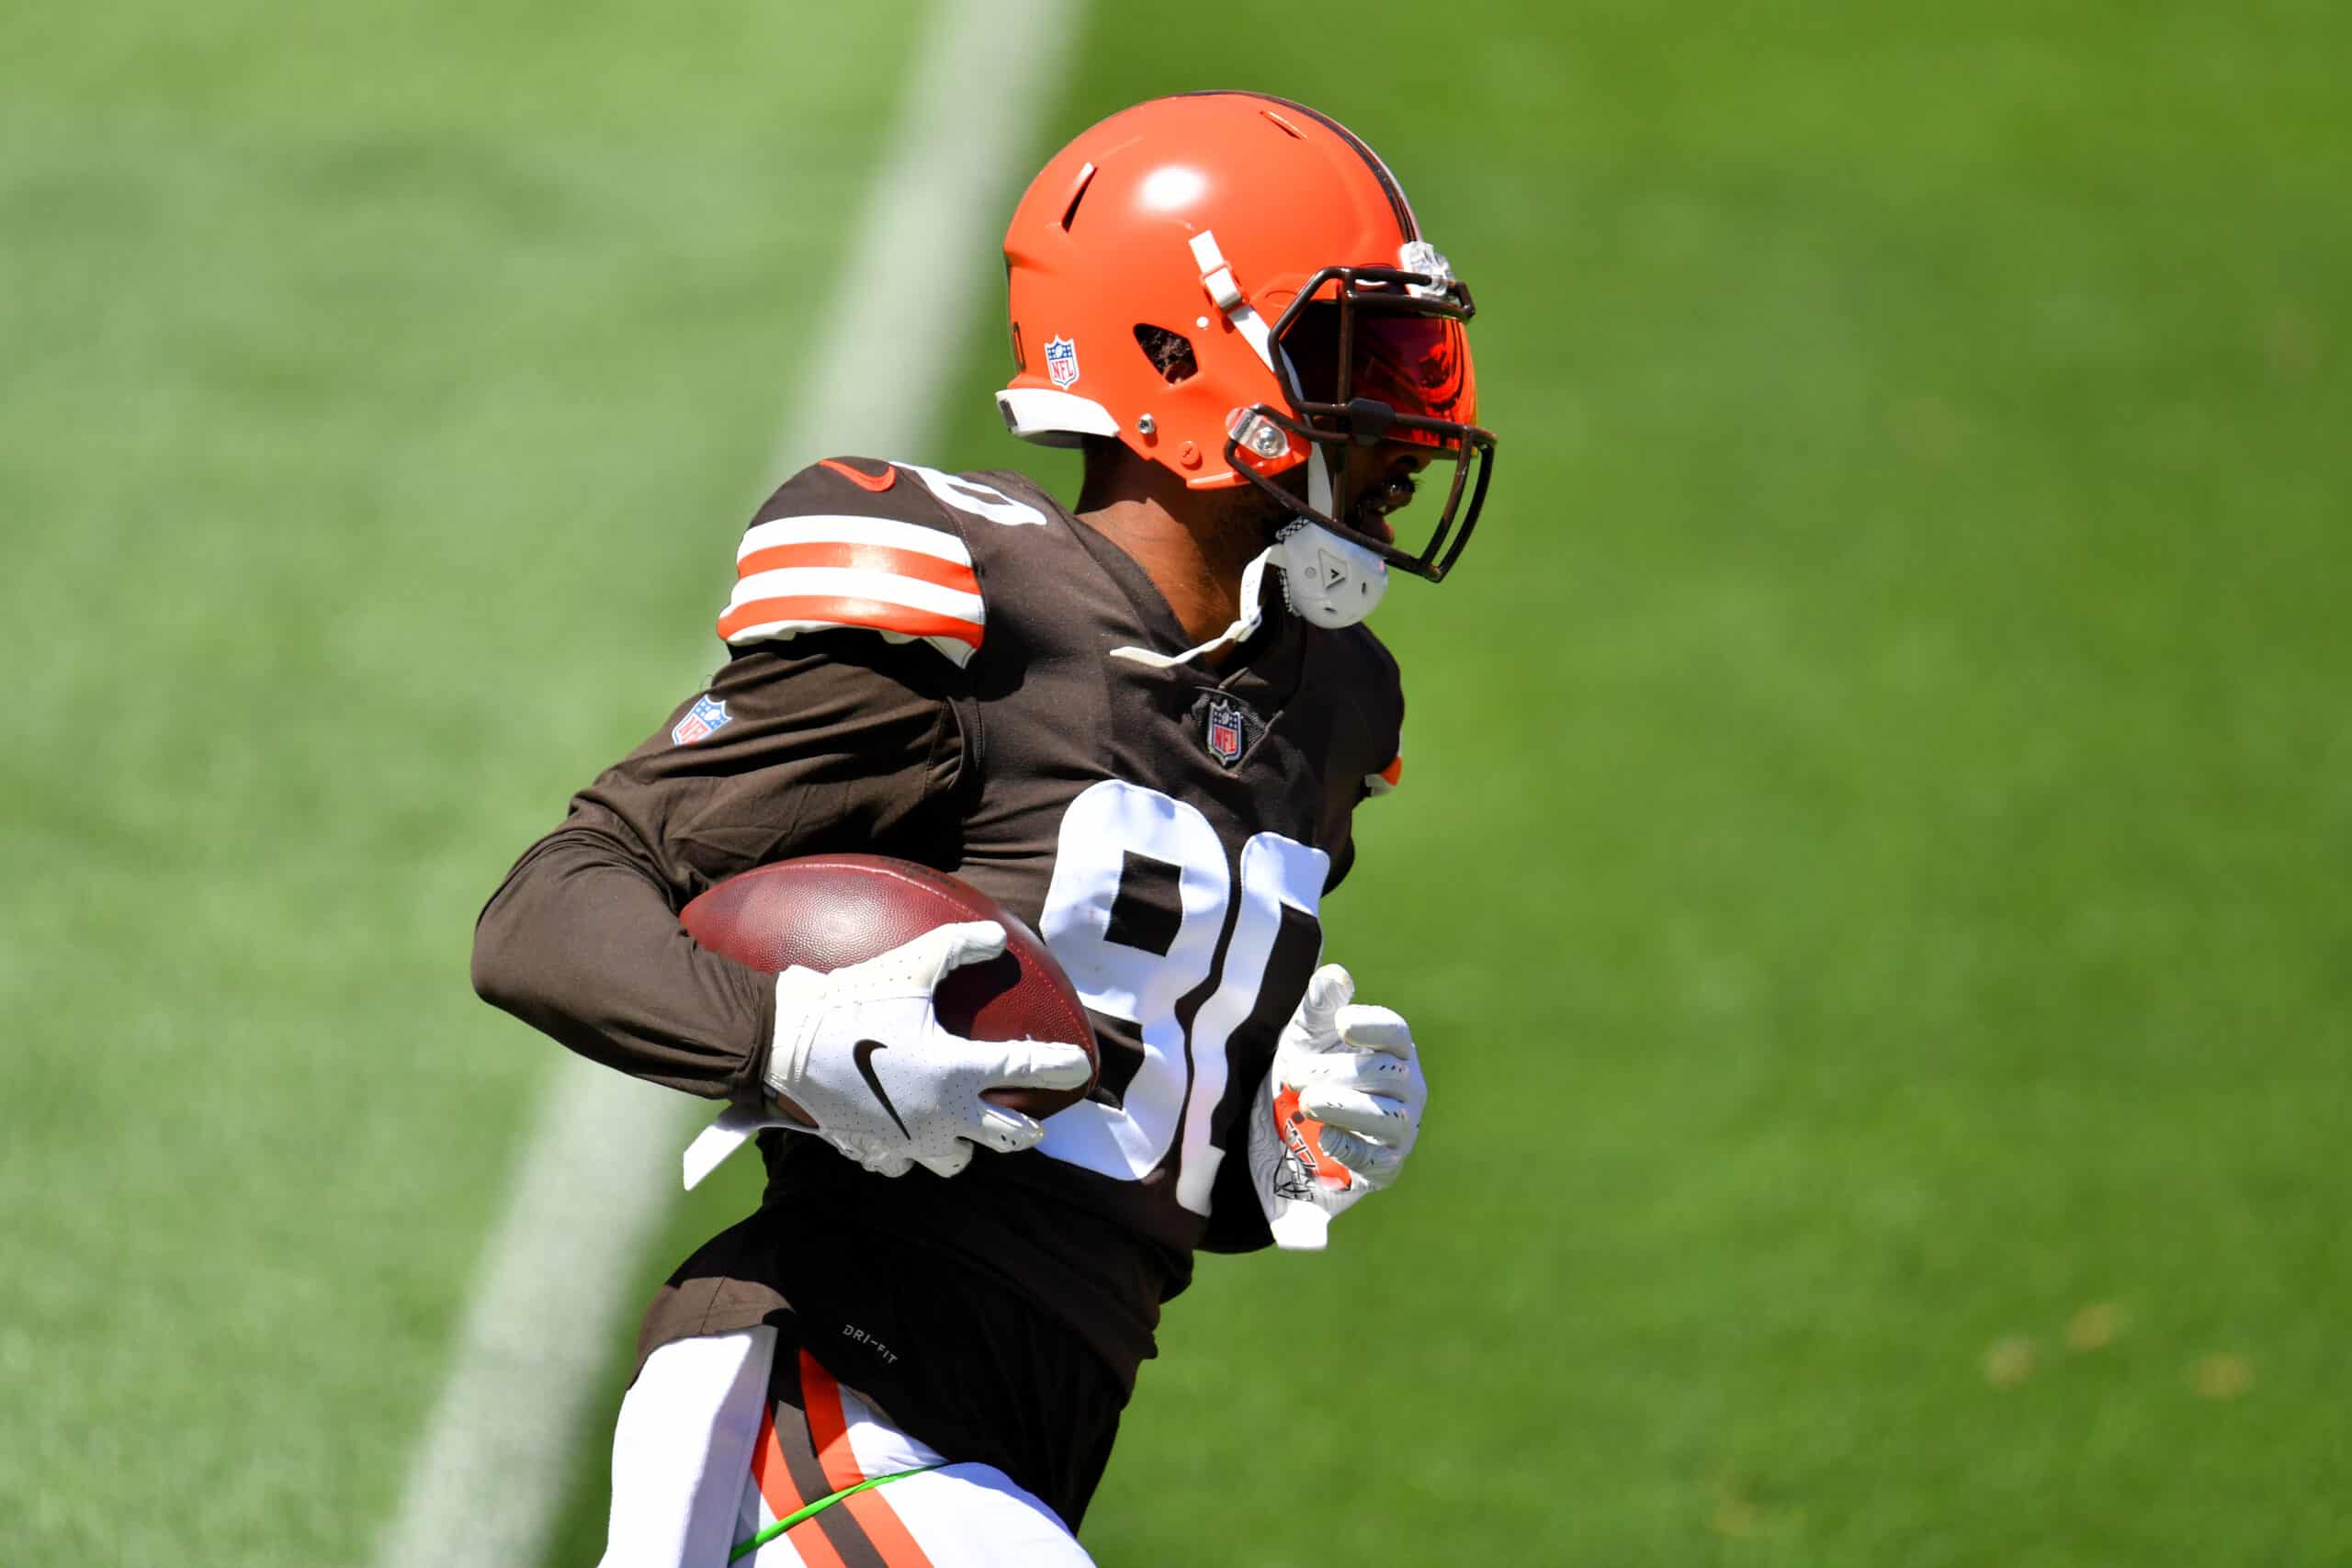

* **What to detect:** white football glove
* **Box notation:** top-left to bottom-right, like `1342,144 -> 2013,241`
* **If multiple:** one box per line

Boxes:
681,921 -> 1093,1187
1246,964 -> 1426,1250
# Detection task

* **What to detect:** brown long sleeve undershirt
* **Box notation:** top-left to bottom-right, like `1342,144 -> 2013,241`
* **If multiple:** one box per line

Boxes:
470,637 -> 967,1107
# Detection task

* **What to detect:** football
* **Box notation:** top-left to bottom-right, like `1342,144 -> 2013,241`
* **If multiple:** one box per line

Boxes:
679,853 -> 1099,1117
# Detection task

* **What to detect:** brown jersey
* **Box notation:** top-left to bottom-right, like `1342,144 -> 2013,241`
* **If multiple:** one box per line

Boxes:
472,456 -> 1404,1524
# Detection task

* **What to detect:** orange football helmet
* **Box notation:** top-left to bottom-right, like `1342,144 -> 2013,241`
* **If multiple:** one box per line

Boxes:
997,92 -> 1494,581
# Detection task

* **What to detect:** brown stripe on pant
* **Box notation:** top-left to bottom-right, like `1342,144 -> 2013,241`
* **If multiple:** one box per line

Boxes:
766,1383 -> 895,1568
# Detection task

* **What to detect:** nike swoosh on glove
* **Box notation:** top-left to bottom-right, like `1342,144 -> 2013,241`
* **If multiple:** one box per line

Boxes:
681,921 -> 1094,1187
1245,963 -> 1426,1250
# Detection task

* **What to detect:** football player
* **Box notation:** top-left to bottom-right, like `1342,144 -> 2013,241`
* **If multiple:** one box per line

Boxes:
473,91 -> 1493,1566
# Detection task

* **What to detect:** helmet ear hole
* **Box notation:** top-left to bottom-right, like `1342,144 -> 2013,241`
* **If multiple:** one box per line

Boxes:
1132,324 -> 1198,385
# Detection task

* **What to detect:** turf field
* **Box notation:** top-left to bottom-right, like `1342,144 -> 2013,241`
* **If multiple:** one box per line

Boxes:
5,1 -> 2347,1562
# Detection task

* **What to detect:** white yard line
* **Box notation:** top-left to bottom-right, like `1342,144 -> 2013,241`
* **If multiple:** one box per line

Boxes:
376,4 -> 1080,1563
775,0 -> 1082,466
375,1064 -> 688,1568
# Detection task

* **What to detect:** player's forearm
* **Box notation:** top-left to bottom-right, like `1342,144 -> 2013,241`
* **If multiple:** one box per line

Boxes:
471,824 -> 777,1107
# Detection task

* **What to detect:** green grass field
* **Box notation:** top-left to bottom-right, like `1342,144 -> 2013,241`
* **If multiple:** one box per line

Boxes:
5,1 -> 2347,1562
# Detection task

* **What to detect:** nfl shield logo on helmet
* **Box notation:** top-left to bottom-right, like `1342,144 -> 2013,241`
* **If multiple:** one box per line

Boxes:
1044,335 -> 1080,388
672,694 -> 731,746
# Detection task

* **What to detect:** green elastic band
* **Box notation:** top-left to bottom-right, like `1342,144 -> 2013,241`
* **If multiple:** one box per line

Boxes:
729,1461 -> 946,1562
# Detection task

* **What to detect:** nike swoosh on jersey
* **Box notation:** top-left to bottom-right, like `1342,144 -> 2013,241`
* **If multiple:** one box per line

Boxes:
818,457 -> 899,492
851,1040 -> 910,1140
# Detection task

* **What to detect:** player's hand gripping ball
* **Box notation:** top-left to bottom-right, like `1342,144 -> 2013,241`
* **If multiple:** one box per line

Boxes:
682,855 -> 1100,1177
1249,964 -> 1427,1247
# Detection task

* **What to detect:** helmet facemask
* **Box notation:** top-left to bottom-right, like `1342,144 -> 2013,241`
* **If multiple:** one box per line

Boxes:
1224,252 -> 1497,583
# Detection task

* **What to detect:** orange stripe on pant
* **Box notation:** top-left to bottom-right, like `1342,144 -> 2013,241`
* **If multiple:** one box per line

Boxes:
798,1351 -> 938,1568
749,1402 -> 852,1568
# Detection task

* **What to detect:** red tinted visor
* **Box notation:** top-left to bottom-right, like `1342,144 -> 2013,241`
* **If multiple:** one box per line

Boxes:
1238,265 -> 1496,583
1280,303 -> 1479,446
1351,311 -> 1477,434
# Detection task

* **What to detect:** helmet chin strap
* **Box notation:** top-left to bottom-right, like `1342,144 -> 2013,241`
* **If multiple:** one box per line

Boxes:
1109,547 -> 1278,670
1107,515 -> 1391,672
1273,514 -> 1390,629
1283,446 -> 1391,627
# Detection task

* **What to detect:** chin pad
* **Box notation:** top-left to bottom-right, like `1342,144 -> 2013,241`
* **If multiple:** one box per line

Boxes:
1275,521 -> 1390,629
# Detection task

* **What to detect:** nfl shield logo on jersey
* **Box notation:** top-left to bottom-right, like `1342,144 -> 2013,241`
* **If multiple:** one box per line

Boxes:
1204,696 -> 1247,768
1044,335 -> 1080,388
671,694 -> 731,746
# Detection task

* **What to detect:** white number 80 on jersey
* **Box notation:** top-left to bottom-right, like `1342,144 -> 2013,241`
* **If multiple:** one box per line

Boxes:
1035,779 -> 1327,1215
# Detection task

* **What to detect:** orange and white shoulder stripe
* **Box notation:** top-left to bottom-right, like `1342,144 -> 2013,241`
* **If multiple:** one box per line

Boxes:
717,513 -> 983,666
1364,751 -> 1403,797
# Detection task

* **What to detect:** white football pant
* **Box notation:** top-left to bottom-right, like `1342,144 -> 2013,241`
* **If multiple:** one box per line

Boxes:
598,1325 -> 1094,1567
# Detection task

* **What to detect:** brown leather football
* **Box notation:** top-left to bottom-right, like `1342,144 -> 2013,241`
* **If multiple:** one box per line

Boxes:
679,853 -> 1099,1117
